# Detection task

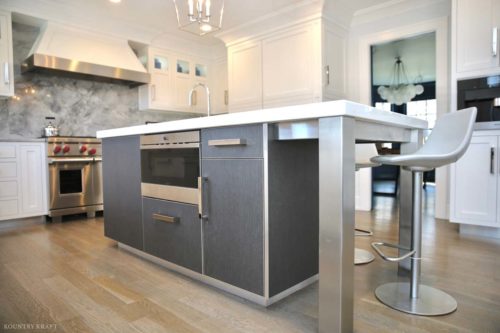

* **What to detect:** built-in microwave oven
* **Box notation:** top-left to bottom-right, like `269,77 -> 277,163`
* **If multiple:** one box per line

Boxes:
140,131 -> 200,205
457,75 -> 500,129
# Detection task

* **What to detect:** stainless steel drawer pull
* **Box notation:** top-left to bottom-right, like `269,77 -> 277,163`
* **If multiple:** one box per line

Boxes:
208,139 -> 247,147
152,213 -> 179,223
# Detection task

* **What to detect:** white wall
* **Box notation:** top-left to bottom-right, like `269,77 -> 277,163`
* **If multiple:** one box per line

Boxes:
347,0 -> 451,219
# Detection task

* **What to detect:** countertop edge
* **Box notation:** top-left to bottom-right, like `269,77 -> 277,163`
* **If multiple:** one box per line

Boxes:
97,100 -> 428,139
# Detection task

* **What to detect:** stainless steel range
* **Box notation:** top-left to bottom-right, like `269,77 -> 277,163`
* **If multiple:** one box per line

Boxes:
47,137 -> 103,221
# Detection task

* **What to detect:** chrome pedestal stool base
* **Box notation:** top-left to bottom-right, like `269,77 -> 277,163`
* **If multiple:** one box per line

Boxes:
354,228 -> 374,265
375,282 -> 457,316
354,248 -> 375,265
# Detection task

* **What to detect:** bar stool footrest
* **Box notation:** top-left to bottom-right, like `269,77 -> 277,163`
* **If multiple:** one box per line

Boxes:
371,241 -> 415,262
355,227 -> 373,236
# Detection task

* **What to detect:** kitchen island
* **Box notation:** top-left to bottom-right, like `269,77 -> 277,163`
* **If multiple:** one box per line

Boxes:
97,100 -> 427,333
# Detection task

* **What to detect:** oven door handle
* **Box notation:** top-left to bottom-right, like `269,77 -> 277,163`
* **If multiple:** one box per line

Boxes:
48,157 -> 100,164
48,157 -> 98,164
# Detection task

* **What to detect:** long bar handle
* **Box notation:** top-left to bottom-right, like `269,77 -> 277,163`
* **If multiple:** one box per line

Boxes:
198,177 -> 209,221
152,213 -> 179,224
325,65 -> 330,85
152,84 -> 156,101
493,27 -> 498,57
4,62 -> 9,85
491,147 -> 495,174
224,90 -> 229,106
371,242 -> 415,262
208,139 -> 246,147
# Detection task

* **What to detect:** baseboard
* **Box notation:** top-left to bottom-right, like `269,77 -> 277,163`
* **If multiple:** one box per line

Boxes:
0,216 -> 45,232
459,224 -> 500,240
118,242 -> 317,307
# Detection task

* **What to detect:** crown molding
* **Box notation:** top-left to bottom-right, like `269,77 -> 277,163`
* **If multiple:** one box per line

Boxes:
351,0 -> 450,27
215,0 -> 323,46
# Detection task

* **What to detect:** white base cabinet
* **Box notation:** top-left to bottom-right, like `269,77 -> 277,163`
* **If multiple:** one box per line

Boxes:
450,131 -> 500,227
0,142 -> 48,221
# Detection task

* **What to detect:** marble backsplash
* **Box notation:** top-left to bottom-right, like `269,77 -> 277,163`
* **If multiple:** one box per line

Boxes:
0,23 -> 192,140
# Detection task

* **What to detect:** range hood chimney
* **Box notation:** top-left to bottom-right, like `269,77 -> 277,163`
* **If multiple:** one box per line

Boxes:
22,23 -> 150,86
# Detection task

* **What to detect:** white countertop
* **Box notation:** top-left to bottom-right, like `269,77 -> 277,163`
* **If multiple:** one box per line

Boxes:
97,100 -> 428,139
0,138 -> 47,142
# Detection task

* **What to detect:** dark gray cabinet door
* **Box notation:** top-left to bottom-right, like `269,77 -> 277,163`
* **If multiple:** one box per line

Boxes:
202,159 -> 264,295
143,198 -> 202,273
102,136 -> 143,249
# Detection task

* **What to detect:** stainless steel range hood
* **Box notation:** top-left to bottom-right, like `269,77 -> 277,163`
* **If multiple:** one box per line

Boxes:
22,23 -> 150,86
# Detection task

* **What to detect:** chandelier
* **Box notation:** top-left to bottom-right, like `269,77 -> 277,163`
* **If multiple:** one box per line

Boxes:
377,57 -> 424,106
173,0 -> 225,36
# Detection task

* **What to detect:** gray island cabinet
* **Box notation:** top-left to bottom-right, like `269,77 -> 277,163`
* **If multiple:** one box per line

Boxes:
102,123 -> 319,302
102,135 -> 143,250
98,100 -> 428,333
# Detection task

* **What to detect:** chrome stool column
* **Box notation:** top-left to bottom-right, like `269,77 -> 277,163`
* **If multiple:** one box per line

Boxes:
370,107 -> 477,316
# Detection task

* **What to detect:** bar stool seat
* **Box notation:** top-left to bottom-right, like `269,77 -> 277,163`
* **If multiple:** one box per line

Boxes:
369,107 -> 477,316
354,144 -> 380,265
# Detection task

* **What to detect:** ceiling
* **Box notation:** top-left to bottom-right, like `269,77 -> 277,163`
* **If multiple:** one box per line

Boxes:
3,0 -> 392,45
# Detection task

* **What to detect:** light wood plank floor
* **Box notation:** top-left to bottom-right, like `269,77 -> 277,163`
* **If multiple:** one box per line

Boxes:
1,187 -> 499,333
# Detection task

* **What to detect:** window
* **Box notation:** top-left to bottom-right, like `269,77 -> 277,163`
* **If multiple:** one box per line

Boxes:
375,102 -> 392,111
406,99 -> 437,128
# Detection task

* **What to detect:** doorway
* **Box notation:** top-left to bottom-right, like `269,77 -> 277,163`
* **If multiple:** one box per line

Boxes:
356,17 -> 449,219
370,32 -> 436,196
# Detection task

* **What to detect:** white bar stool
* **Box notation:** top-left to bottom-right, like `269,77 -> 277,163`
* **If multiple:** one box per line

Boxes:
370,107 -> 477,315
354,144 -> 380,265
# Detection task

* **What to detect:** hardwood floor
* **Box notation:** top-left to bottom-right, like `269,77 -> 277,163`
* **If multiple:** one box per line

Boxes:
1,187 -> 499,333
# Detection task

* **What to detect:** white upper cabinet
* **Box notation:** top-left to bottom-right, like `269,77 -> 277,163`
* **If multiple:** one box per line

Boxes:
0,10 -> 14,98
454,0 -> 500,76
210,58 -> 228,114
227,40 -> 263,112
262,22 -> 321,109
138,47 -> 210,114
323,23 -> 347,100
226,18 -> 346,113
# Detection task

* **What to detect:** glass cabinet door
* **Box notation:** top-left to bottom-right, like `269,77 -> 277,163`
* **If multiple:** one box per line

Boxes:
153,55 -> 169,72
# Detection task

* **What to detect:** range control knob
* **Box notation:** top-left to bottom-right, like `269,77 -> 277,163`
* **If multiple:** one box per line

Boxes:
79,145 -> 87,153
88,148 -> 97,156
53,145 -> 62,154
62,145 -> 71,154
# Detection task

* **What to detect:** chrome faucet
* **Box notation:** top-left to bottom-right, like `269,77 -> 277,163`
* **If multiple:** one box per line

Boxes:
189,83 -> 211,116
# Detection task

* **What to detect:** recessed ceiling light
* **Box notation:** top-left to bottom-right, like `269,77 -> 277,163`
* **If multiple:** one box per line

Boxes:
109,0 -> 121,3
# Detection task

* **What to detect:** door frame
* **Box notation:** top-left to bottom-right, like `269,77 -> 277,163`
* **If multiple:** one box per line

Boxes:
357,16 -> 449,219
